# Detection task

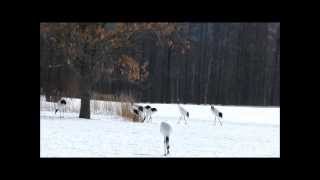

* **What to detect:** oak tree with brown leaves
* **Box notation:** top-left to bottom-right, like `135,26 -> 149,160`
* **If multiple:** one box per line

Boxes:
40,23 -> 188,119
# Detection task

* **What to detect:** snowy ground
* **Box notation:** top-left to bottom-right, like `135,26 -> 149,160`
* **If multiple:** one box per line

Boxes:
40,98 -> 280,158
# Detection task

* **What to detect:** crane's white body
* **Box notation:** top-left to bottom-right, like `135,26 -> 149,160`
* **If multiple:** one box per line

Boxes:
55,99 -> 66,119
210,105 -> 223,126
144,109 -> 152,122
160,121 -> 172,136
178,104 -> 189,124
160,122 -> 172,156
131,104 -> 146,122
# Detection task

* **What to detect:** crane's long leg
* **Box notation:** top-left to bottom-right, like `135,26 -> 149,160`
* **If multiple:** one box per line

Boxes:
147,113 -> 151,122
218,117 -> 223,126
178,116 -> 181,124
215,115 -> 217,126
164,137 -> 167,156
167,138 -> 170,155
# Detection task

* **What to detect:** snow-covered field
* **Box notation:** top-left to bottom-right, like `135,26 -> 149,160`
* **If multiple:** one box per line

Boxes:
40,97 -> 280,157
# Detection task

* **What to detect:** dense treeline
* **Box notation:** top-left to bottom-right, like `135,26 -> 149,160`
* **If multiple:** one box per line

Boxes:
40,23 -> 279,107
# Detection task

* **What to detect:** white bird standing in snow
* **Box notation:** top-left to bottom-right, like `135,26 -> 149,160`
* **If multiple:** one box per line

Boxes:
132,104 -> 146,122
210,105 -> 223,126
144,105 -> 157,122
160,122 -> 172,156
144,105 -> 152,122
55,98 -> 67,119
177,104 -> 189,124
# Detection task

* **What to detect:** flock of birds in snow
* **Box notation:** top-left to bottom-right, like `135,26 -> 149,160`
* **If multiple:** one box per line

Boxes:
53,98 -> 223,156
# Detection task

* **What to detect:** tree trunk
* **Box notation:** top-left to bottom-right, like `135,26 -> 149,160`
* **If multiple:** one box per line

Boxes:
79,75 -> 92,119
167,46 -> 171,103
79,90 -> 91,119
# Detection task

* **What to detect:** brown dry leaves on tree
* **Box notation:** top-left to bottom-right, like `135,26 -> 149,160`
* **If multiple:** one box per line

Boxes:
118,55 -> 141,82
140,62 -> 149,81
40,23 -> 188,83
116,54 -> 149,82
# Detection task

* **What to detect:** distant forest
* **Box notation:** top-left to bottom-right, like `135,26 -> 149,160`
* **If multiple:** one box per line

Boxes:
40,23 -> 280,106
